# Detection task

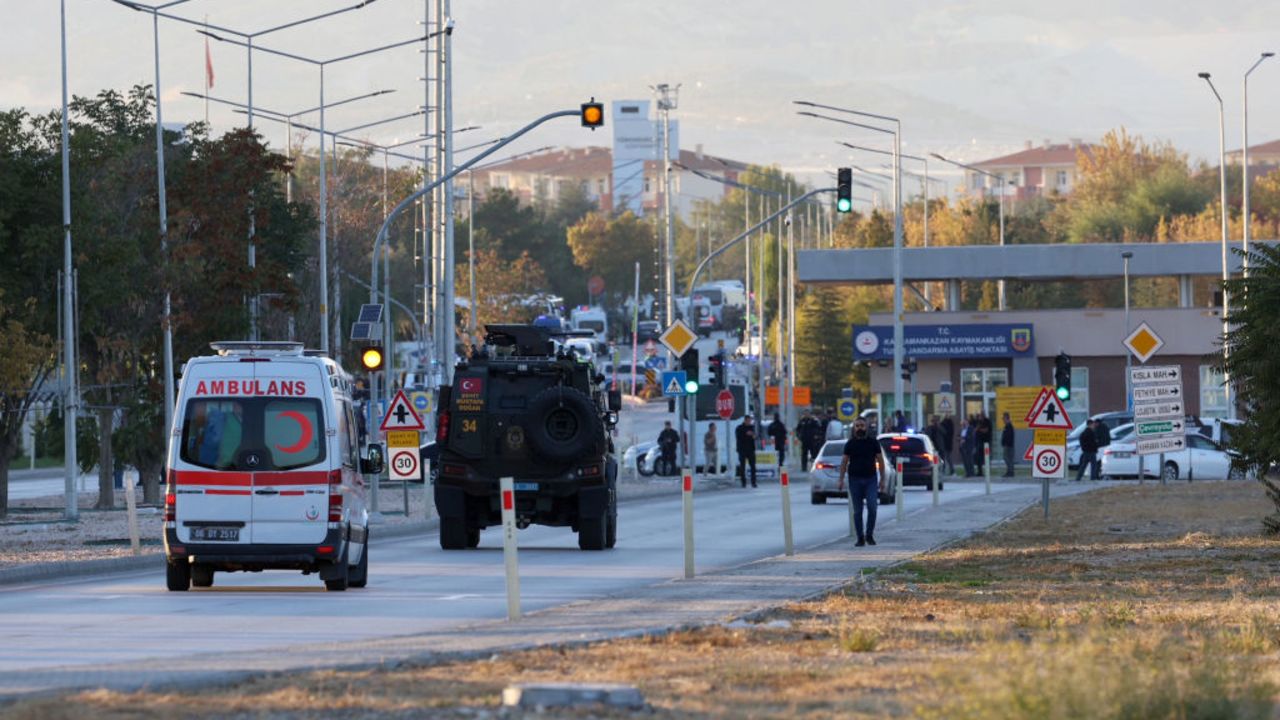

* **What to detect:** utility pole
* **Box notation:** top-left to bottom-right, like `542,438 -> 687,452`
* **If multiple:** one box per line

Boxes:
653,83 -> 680,326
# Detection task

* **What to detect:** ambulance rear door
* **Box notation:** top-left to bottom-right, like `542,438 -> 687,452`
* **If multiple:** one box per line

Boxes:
249,362 -> 331,545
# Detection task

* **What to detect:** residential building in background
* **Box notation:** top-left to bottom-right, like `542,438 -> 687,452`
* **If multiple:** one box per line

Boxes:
965,139 -> 1095,201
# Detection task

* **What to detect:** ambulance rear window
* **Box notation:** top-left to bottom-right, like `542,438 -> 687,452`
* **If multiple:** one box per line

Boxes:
181,398 -> 326,471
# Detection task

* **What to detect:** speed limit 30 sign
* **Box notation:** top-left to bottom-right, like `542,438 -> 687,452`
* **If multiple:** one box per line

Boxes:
390,448 -> 421,482
1032,445 -> 1065,479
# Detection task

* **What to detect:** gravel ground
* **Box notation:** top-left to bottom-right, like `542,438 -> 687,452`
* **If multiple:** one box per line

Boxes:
0,470 -> 726,572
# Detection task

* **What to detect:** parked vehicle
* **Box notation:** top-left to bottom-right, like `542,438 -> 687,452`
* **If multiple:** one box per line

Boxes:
636,321 -> 661,343
622,441 -> 657,477
1100,432 -> 1244,481
1068,422 -> 1136,468
808,439 -> 897,505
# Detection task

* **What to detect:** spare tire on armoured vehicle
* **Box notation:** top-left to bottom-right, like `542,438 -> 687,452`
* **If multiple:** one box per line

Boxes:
527,385 -> 605,463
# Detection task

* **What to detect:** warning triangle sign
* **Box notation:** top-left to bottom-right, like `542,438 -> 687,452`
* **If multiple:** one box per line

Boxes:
665,377 -> 684,395
1024,387 -> 1053,424
380,389 -> 427,431
1027,391 -> 1074,430
1023,444 -> 1034,461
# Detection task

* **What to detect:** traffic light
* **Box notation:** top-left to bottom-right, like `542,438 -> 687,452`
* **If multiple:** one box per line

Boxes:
900,359 -> 917,382
681,349 -> 699,393
708,352 -> 725,388
836,167 -> 853,213
581,100 -> 604,129
1054,352 -> 1072,400
360,343 -> 385,372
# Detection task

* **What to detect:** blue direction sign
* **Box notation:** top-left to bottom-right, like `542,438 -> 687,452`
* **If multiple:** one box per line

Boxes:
838,400 -> 857,421
410,391 -> 430,413
661,370 -> 688,397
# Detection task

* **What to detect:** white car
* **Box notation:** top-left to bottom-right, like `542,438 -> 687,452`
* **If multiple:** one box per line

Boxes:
809,439 -> 898,505
622,441 -> 657,476
1100,432 -> 1244,481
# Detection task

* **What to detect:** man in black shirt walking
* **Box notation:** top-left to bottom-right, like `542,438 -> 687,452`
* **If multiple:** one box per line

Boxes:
839,418 -> 884,546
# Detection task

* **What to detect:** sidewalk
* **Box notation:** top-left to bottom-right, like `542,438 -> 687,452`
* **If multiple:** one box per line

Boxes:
0,480 -> 1101,698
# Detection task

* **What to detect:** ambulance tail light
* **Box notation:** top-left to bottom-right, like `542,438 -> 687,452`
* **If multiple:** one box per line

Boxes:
328,470 -> 343,522
436,411 -> 451,443
164,492 -> 176,523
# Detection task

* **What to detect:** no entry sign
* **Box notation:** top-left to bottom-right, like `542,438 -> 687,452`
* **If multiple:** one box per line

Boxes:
716,389 -> 735,420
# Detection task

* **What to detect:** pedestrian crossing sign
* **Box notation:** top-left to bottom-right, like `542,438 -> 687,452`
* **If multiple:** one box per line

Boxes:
661,370 -> 688,397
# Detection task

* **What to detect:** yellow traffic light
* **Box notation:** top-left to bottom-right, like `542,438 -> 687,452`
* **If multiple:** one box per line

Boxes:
360,345 -> 384,372
581,101 -> 604,129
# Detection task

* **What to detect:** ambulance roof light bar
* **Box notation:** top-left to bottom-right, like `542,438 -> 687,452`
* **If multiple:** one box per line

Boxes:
210,341 -> 306,357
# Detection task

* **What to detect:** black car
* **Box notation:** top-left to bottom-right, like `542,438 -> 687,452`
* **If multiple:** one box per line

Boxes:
636,321 -> 661,343
877,433 -> 942,489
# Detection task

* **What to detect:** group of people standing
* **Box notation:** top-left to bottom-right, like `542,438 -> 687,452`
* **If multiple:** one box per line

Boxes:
935,412 -> 1018,478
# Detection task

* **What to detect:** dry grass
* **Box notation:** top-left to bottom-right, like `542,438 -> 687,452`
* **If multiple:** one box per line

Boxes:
7,481 -> 1280,719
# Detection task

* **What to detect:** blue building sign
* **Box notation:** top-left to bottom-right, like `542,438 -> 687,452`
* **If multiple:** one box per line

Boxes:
852,323 -> 1035,360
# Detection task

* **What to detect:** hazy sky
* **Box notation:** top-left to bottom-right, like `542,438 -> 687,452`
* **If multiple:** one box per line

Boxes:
7,1 -> 1280,188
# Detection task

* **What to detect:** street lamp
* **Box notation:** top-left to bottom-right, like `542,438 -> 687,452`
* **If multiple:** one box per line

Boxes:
1122,250 -> 1133,409
1199,71 -> 1234,419
202,30 -> 435,356
58,0 -> 78,520
1243,53 -> 1274,278
108,0 -> 192,486
796,100 -> 906,420
930,152 -> 1007,310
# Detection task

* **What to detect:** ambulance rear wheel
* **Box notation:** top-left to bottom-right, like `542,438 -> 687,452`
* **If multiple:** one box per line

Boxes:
191,564 -> 214,588
165,561 -> 190,592
324,549 -> 350,591
349,540 -> 369,589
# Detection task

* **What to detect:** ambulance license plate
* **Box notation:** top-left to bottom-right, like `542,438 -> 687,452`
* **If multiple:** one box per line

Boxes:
190,526 -> 240,542
514,482 -> 538,492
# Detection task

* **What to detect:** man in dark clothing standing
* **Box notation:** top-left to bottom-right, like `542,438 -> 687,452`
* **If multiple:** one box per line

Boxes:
926,416 -> 945,469
1001,412 -> 1016,477
1075,420 -> 1099,482
735,415 -> 758,488
1092,421 -> 1111,480
960,417 -> 976,477
940,415 -> 955,475
974,413 -> 992,475
796,412 -> 819,469
767,413 -> 788,468
657,421 -> 680,477
839,418 -> 883,547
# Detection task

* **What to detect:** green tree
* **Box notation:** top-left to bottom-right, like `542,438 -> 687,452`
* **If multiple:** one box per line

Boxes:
566,211 -> 656,310
1220,245 -> 1280,532
0,292 -> 53,515
794,287 -> 855,408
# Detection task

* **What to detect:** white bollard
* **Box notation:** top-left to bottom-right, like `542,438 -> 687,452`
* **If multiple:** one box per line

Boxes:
984,446 -> 991,495
682,470 -> 695,579
780,471 -> 794,556
125,470 -> 141,556
499,476 -> 520,620
931,460 -> 939,507
895,458 -> 904,521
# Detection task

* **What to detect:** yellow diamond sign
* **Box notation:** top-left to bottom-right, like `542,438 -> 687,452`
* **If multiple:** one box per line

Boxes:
659,319 -> 698,357
1123,321 -> 1165,363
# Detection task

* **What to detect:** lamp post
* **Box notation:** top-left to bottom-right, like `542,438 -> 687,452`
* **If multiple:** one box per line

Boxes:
795,101 -> 905,419
108,0 -> 191,487
1199,72 -> 1234,419
930,153 -> 1006,310
1122,250 -> 1133,409
135,1 -> 379,347
58,0 -> 78,521
183,88 -> 396,203
202,30 -> 433,356
1243,53 -> 1274,278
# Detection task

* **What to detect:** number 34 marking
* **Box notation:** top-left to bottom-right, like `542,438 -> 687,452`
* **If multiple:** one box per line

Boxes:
461,418 -> 478,433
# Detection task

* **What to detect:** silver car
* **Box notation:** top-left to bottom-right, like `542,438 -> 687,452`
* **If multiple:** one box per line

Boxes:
809,439 -> 897,506
622,441 -> 657,477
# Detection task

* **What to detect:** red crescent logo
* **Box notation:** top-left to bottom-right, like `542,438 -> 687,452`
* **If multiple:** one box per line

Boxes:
274,410 -> 315,454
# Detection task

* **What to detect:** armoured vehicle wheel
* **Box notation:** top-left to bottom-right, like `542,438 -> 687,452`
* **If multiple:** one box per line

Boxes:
440,516 -> 469,550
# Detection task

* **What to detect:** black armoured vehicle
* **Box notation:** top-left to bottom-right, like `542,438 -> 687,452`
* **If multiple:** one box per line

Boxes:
434,325 -> 621,550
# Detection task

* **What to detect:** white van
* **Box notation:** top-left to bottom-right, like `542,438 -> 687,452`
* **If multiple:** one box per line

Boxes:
570,306 -> 609,345
163,341 -> 382,592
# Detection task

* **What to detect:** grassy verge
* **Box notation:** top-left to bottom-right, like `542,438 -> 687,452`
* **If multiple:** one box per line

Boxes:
7,482 -> 1280,719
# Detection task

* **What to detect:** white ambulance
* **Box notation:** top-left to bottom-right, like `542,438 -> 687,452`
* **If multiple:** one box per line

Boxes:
163,341 -> 382,592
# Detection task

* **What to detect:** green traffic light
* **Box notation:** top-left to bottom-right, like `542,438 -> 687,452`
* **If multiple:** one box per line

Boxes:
837,198 -> 852,213
684,379 -> 700,394
1056,386 -> 1070,400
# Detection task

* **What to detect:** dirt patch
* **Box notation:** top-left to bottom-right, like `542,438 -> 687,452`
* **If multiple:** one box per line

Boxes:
7,481 -> 1280,719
